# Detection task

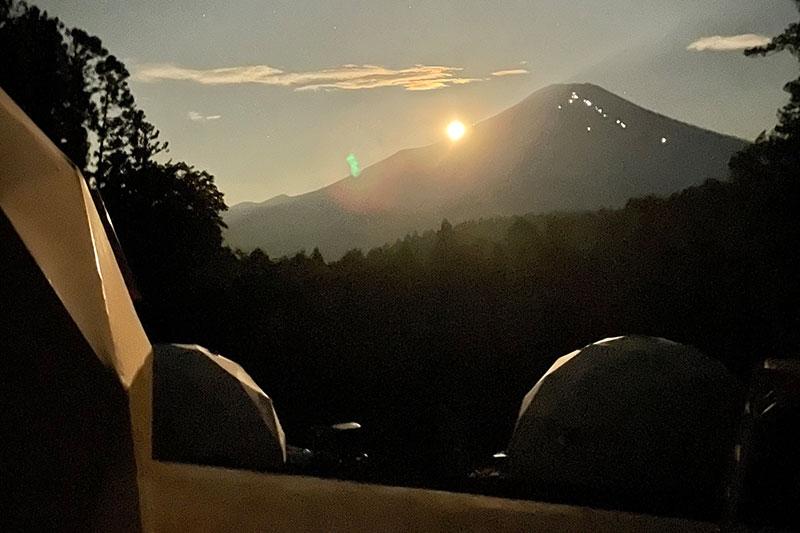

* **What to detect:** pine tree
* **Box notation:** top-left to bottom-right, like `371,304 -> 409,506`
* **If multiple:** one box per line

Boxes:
730,2 -> 800,181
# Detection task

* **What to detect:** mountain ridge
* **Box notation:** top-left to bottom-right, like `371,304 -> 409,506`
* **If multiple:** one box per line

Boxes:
225,82 -> 747,258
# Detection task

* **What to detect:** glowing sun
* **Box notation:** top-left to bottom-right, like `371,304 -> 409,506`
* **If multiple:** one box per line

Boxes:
446,120 -> 466,141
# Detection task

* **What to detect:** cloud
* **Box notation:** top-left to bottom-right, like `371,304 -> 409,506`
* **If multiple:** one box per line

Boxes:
187,111 -> 221,121
135,63 -> 485,91
491,69 -> 529,77
687,34 -> 771,52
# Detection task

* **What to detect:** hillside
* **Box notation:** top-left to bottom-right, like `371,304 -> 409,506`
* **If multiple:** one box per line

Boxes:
225,83 -> 746,258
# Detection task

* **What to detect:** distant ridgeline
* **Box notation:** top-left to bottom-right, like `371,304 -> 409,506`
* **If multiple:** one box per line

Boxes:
224,83 -> 746,259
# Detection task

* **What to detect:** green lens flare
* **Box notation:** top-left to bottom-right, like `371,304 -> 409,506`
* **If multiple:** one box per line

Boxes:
346,153 -> 361,177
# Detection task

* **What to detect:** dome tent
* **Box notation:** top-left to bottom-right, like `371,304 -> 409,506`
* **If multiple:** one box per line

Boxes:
506,336 -> 741,518
153,344 -> 286,471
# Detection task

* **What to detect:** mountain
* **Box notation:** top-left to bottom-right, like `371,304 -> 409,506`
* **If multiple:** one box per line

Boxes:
224,83 -> 747,259
224,194 -> 293,226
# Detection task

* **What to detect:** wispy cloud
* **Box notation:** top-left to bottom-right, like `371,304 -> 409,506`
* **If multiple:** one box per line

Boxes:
135,63 -> 486,91
491,69 -> 529,77
188,111 -> 222,121
687,34 -> 770,52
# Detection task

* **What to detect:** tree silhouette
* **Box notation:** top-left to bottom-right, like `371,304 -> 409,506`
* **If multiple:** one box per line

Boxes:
731,1 -> 800,181
0,1 -> 92,169
0,1 -> 230,339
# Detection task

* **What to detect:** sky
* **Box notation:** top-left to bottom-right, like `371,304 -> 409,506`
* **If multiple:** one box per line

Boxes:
34,1 -> 799,206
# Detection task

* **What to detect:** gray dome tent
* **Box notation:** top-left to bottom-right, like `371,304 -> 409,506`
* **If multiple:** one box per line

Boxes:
506,336 -> 740,518
153,344 -> 286,471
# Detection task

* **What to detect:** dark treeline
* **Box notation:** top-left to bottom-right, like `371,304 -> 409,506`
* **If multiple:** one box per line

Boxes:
2,0 -> 800,492
193,174 -> 800,486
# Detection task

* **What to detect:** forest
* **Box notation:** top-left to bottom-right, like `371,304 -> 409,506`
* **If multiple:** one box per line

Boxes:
2,0 -> 799,495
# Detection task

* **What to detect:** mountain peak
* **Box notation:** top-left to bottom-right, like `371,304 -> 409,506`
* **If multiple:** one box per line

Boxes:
521,82 -> 609,101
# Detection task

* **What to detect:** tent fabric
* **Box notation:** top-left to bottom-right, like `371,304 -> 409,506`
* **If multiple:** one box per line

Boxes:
0,88 -> 150,388
153,344 -> 286,470
1,210 -> 142,532
507,335 -> 740,518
